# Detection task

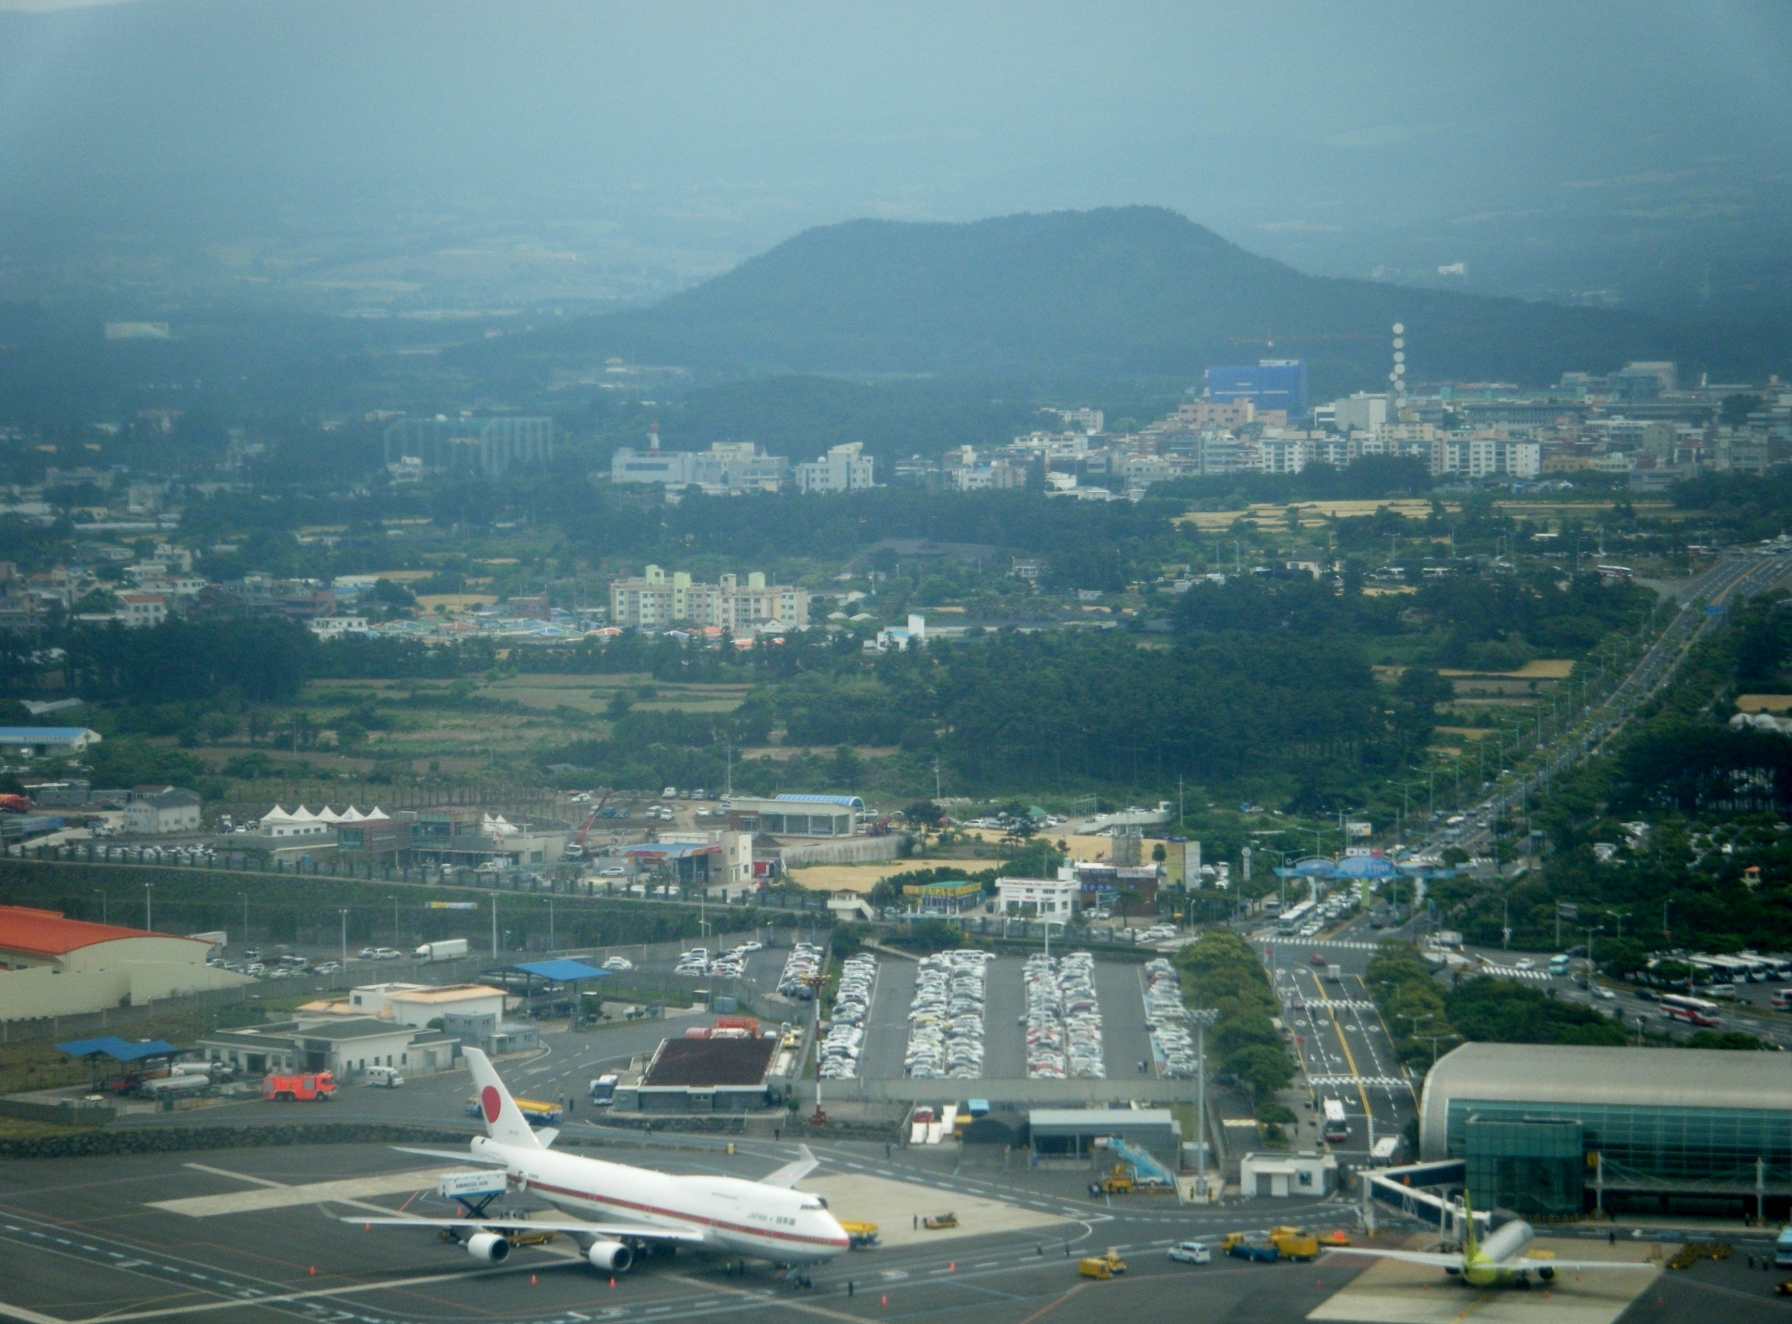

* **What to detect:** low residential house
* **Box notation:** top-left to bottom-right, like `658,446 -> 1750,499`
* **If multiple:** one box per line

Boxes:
122,786 -> 201,835
115,593 -> 167,628
383,983 -> 507,1029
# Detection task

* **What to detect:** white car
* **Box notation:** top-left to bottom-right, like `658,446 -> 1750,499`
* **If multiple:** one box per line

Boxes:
1514,958 -> 1536,970
602,956 -> 634,971
599,866 -> 625,876
1168,1241 -> 1212,1264
373,947 -> 403,960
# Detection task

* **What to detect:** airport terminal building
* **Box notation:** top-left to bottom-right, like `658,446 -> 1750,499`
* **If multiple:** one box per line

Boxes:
1419,1043 -> 1792,1216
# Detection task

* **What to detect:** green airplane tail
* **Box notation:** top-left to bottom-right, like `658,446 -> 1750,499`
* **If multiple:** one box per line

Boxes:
1461,1188 -> 1478,1260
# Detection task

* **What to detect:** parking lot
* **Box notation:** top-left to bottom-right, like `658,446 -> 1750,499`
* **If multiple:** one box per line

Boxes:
851,954 -> 1163,1085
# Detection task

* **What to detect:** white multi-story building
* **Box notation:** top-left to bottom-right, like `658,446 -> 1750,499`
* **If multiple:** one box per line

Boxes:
611,441 -> 787,493
115,593 -> 167,628
795,442 -> 875,494
996,875 -> 1079,918
608,565 -> 809,631
1428,438 -> 1541,480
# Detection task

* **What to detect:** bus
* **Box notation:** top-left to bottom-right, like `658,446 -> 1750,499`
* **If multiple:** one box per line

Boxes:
1322,1098 -> 1349,1144
1660,993 -> 1722,1027
1548,954 -> 1571,977
1777,1226 -> 1792,1269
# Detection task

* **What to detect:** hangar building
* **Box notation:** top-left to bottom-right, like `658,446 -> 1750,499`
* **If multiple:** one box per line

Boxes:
0,905 -> 251,1022
1420,1042 -> 1792,1216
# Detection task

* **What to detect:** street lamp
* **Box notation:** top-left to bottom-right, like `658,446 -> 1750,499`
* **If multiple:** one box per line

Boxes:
144,881 -> 154,931
338,908 -> 349,970
1188,1007 -> 1220,1197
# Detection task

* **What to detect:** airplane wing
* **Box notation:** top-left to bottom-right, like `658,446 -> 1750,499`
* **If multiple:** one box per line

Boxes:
759,1144 -> 820,1188
389,1146 -> 509,1166
1519,1259 -> 1657,1272
1322,1247 -> 1465,1268
346,1215 -> 707,1244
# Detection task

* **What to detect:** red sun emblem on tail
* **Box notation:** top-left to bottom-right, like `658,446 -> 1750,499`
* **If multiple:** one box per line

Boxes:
480,1085 -> 502,1123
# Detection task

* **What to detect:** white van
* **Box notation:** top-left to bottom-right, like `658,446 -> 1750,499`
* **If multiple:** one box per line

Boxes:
363,1065 -> 405,1088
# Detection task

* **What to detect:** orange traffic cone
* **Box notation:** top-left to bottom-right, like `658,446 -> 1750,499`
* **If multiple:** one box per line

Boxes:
309,1267 -> 316,1276
949,1262 -> 955,1272
609,1277 -> 616,1288
530,1275 -> 537,1286
881,1296 -> 888,1306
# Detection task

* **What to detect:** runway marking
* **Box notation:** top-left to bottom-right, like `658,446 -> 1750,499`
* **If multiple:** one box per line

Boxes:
667,1273 -> 868,1324
63,1265 -> 529,1323
151,1167 -> 475,1217
1013,1282 -> 1086,1324
0,1297 -> 64,1324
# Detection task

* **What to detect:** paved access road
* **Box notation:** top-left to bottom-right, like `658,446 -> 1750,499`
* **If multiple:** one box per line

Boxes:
1258,927 -> 1416,1164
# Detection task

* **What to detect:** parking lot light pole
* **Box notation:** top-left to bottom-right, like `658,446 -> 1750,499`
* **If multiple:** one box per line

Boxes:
1189,1007 -> 1219,1198
338,909 -> 349,970
144,881 -> 154,931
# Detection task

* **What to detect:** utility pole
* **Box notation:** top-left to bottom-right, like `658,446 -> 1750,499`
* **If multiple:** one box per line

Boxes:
492,894 -> 499,958
547,897 -> 555,952
1189,1008 -> 1219,1198
338,908 -> 349,970
144,881 -> 154,932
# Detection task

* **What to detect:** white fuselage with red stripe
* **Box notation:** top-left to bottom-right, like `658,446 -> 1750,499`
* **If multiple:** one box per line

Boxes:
471,1135 -> 850,1262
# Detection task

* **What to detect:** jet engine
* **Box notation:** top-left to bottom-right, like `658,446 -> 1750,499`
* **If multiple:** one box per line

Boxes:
587,1239 -> 634,1272
465,1232 -> 511,1263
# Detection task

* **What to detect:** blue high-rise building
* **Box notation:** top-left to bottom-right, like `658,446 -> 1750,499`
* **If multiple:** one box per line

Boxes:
1203,359 -> 1309,417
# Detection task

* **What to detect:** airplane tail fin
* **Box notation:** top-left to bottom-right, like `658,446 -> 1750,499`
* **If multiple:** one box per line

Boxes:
1460,1188 -> 1477,1259
464,1046 -> 541,1149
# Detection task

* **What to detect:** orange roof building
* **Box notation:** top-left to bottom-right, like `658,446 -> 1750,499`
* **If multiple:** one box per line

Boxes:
0,905 -> 249,1023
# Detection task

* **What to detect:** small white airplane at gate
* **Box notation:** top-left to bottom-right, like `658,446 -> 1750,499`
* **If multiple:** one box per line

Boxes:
347,1046 -> 850,1282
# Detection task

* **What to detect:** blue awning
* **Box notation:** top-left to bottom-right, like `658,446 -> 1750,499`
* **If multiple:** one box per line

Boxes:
1334,854 -> 1398,878
55,1036 -> 179,1062
508,959 -> 608,982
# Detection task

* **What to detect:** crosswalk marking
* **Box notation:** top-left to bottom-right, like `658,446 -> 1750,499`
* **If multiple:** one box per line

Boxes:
1480,965 -> 1553,982
1259,937 -> 1383,951
1305,1073 -> 1409,1088
1291,999 -> 1376,1010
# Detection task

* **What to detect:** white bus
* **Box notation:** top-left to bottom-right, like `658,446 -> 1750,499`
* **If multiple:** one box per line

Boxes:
1660,993 -> 1722,1027
1322,1097 -> 1349,1143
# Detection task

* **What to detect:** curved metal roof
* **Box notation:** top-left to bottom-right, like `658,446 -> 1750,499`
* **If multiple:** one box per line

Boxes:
1418,1042 -> 1792,1159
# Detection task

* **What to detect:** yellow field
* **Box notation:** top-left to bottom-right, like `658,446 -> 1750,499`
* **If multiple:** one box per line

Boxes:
416,593 -> 498,611
1737,694 -> 1792,713
1175,498 -> 1452,533
1438,659 -> 1575,679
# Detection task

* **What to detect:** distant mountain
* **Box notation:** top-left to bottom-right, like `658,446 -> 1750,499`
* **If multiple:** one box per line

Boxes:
505,207 -> 1770,392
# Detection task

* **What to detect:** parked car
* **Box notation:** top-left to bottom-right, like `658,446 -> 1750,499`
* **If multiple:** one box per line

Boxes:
602,956 -> 634,971
1168,1242 -> 1212,1265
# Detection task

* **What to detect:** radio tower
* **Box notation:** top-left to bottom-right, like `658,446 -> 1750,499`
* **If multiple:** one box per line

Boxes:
1390,322 -> 1408,417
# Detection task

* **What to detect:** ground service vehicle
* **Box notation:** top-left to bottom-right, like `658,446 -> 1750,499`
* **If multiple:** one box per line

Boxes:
1269,1227 -> 1319,1260
1322,1098 -> 1349,1144
922,1213 -> 957,1230
142,1073 -> 210,1099
1223,1233 -> 1279,1263
263,1072 -> 336,1101
1370,1136 -> 1402,1166
1660,993 -> 1723,1027
589,1073 -> 619,1105
415,939 -> 470,962
1089,1168 -> 1135,1196
465,1094 -> 562,1126
364,1065 -> 404,1087
1168,1241 -> 1212,1264
840,1220 -> 879,1249
1077,1250 -> 1126,1278
1774,989 -> 1792,1012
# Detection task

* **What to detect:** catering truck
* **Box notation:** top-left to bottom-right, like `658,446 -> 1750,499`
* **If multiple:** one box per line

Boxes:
414,938 -> 470,962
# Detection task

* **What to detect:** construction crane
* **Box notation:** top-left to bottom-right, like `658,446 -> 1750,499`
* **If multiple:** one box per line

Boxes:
564,789 -> 614,861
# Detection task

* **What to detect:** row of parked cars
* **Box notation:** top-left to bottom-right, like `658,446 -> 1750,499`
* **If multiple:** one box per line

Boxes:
819,953 -> 878,1079
1142,957 -> 1199,1078
675,941 -> 762,978
777,942 -> 826,999
1024,952 -> 1106,1079
905,949 -> 993,1079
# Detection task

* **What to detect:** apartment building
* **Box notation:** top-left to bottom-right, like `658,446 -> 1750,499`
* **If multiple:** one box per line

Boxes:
608,565 -> 809,631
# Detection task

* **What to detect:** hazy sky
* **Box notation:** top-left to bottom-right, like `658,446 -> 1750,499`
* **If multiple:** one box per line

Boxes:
1,0 -> 1788,309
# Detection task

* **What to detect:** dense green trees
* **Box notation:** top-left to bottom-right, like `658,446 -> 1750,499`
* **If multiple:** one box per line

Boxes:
1173,931 -> 1296,1112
